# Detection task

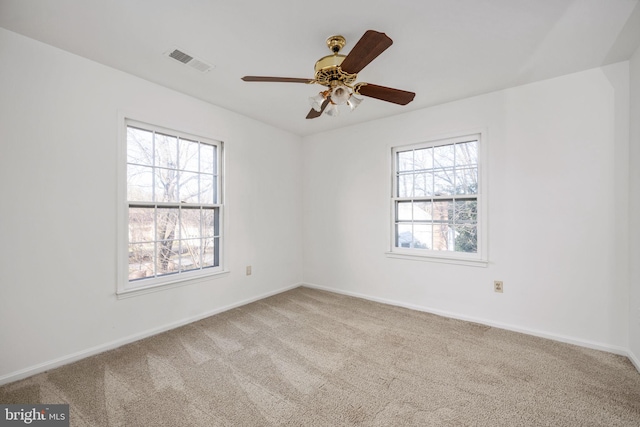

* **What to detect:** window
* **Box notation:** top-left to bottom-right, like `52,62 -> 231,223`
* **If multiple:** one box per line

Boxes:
389,133 -> 486,265
119,119 -> 224,294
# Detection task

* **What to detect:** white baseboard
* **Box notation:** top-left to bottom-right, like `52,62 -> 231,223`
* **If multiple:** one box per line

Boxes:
302,282 -> 636,363
0,283 -> 302,386
629,349 -> 640,373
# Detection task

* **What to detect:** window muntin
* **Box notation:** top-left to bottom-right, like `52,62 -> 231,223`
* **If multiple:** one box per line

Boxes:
392,134 -> 481,259
124,121 -> 223,288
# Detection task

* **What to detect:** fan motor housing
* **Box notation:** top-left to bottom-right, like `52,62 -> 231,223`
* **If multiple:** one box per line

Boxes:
314,54 -> 357,86
315,54 -> 345,72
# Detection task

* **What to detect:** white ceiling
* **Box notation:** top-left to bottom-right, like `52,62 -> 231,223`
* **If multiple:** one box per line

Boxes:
1,0 -> 639,136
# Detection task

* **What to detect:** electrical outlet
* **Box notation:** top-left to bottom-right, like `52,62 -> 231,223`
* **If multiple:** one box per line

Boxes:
494,280 -> 503,293
246,266 -> 252,276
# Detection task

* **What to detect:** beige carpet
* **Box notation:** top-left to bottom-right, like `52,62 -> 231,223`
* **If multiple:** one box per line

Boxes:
1,287 -> 640,426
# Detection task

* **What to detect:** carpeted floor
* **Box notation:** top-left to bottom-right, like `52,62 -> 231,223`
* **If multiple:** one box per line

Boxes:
1,287 -> 640,426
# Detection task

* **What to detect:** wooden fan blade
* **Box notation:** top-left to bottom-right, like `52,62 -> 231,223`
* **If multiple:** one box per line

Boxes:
306,98 -> 330,119
357,84 -> 415,105
242,76 -> 314,83
339,30 -> 393,75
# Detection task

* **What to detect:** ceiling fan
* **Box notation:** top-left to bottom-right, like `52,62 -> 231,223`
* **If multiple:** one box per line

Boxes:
242,30 -> 416,119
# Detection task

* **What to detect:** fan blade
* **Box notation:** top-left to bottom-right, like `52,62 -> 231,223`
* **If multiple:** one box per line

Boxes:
242,76 -> 314,83
357,84 -> 415,105
339,30 -> 393,74
306,98 -> 330,119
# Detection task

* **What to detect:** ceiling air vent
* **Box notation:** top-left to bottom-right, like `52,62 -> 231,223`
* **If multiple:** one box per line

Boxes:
164,48 -> 214,73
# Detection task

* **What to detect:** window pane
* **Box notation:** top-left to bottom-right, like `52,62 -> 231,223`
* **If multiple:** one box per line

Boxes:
180,208 -> 201,239
157,208 -> 179,241
413,202 -> 432,221
200,175 -> 215,204
179,138 -> 199,171
396,223 -> 413,248
397,201 -> 412,221
128,242 -> 155,280
454,224 -> 477,253
433,223 -> 452,251
434,170 -> 454,196
127,165 -> 154,202
434,144 -> 454,168
179,171 -> 200,203
455,167 -> 478,195
180,239 -> 202,271
413,148 -> 432,171
202,238 -> 216,268
397,173 -> 413,198
413,224 -> 432,249
432,201 -> 453,222
129,208 -> 154,243
455,141 -> 477,167
127,127 -> 153,166
209,238 -> 221,268
202,208 -> 217,237
413,173 -> 433,197
455,200 -> 478,223
178,138 -> 200,172
397,151 -> 413,172
201,144 -> 216,174
154,168 -> 179,203
155,133 -> 178,169
156,239 -> 180,276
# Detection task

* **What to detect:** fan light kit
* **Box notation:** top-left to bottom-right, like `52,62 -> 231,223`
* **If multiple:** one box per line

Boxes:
242,30 -> 415,119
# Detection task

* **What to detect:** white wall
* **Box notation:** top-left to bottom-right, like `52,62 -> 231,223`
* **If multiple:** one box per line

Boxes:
0,28 -> 303,382
1,25 -> 636,383
302,63 -> 630,352
630,46 -> 640,368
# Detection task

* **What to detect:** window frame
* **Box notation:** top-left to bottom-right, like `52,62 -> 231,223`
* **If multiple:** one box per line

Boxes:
387,131 -> 488,267
117,116 -> 227,297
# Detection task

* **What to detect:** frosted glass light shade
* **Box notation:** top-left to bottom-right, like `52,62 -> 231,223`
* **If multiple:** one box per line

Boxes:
309,93 -> 326,112
347,95 -> 363,111
331,85 -> 351,105
324,102 -> 340,117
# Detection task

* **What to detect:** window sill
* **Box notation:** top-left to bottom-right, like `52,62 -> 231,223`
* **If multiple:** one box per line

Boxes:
116,269 -> 230,299
385,251 -> 488,267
